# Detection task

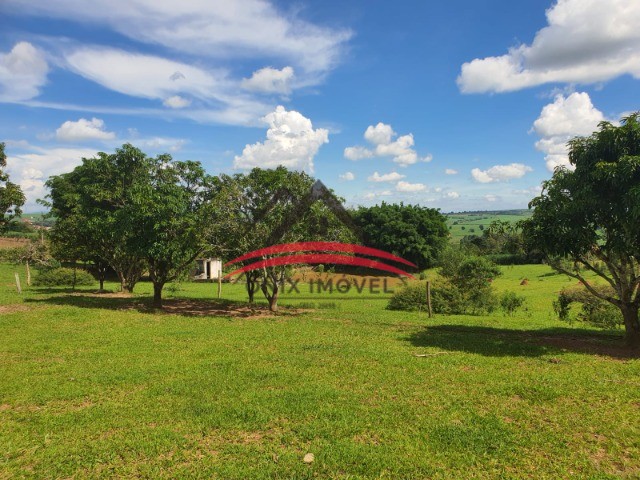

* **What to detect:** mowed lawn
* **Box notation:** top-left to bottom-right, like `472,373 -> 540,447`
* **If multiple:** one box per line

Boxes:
1,263 -> 639,479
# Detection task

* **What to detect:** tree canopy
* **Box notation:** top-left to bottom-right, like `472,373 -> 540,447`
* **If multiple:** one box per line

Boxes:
46,144 -> 226,306
0,142 -> 26,231
354,202 -> 449,270
522,113 -> 640,348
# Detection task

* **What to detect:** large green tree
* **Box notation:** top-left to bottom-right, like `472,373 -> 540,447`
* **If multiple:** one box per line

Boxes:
522,114 -> 640,348
354,202 -> 449,270
221,167 -> 356,310
128,157 -> 224,308
46,145 -> 151,292
0,142 -> 26,231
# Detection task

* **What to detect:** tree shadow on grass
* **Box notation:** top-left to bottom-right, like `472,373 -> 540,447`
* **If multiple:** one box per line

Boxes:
25,293 -> 301,319
406,325 -> 638,360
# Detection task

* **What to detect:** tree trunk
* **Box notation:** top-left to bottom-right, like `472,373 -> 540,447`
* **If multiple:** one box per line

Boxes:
25,260 -> 31,286
261,278 -> 279,312
269,286 -> 279,312
245,272 -> 255,303
153,282 -> 165,308
621,304 -> 640,349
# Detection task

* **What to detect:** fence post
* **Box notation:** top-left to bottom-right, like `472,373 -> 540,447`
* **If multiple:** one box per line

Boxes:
15,273 -> 22,294
426,280 -> 432,318
217,270 -> 222,299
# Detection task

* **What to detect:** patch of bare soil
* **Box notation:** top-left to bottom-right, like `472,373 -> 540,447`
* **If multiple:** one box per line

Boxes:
0,237 -> 29,249
531,335 -> 640,360
0,304 -> 31,314
70,291 -> 134,299
160,299 -> 302,319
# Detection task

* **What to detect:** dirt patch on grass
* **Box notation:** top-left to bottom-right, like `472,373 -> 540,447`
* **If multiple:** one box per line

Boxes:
161,299 -> 303,319
0,304 -> 31,314
531,335 -> 640,360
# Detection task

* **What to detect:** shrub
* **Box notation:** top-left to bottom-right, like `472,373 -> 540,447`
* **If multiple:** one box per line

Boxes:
500,291 -> 526,316
33,267 -> 95,287
553,285 -> 622,330
387,279 -> 471,315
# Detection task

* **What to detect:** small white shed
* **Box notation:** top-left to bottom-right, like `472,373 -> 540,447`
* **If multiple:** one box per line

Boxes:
194,258 -> 223,280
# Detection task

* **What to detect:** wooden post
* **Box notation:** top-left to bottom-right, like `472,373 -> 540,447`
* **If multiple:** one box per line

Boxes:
426,280 -> 432,318
217,270 -> 222,299
14,273 -> 22,294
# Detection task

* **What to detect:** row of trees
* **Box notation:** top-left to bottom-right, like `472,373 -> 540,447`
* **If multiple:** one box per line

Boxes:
44,144 -> 450,310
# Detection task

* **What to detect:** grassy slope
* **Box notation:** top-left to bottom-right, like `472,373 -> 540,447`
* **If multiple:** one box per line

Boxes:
1,263 -> 639,479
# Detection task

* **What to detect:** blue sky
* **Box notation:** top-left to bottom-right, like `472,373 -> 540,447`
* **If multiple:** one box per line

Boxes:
1,0 -> 639,212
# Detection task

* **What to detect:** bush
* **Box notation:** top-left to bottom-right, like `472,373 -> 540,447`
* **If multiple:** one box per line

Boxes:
553,285 -> 622,329
500,291 -> 526,316
387,279 -> 478,315
33,267 -> 95,287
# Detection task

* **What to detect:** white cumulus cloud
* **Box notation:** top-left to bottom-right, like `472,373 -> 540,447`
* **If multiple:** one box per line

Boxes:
56,117 -> 116,142
339,171 -> 355,181
444,191 -> 460,199
444,168 -> 458,175
242,66 -> 294,94
367,171 -> 405,183
471,163 -> 533,183
458,0 -> 640,93
233,105 -> 328,172
396,181 -> 426,192
163,95 -> 191,108
0,42 -> 48,102
344,122 -> 432,166
532,91 -> 606,171
5,146 -> 98,209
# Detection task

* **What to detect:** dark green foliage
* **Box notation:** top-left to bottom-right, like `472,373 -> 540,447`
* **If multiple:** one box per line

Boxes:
0,143 -> 26,231
354,202 -> 448,270
553,285 -> 623,330
500,291 -> 526,316
522,113 -> 640,347
386,279 -> 466,314
33,267 -> 95,287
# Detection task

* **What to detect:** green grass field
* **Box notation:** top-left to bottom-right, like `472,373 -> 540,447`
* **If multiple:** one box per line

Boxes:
1,262 -> 639,479
445,210 -> 532,243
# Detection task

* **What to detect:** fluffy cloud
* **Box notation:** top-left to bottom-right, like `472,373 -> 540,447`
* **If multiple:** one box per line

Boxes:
163,95 -> 191,108
444,191 -> 460,199
364,123 -> 394,145
233,106 -> 328,172
242,66 -> 294,94
458,0 -> 640,93
0,42 -> 48,101
396,181 -> 426,192
444,168 -> 458,175
7,0 -> 351,74
471,163 -> 533,183
532,92 -> 605,171
344,122 -> 432,166
5,146 -> 98,209
344,146 -> 374,161
339,171 -> 355,181
368,171 -> 405,183
56,117 -> 116,142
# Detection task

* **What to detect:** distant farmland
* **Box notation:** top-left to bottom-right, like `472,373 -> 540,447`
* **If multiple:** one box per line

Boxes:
445,209 -> 532,242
